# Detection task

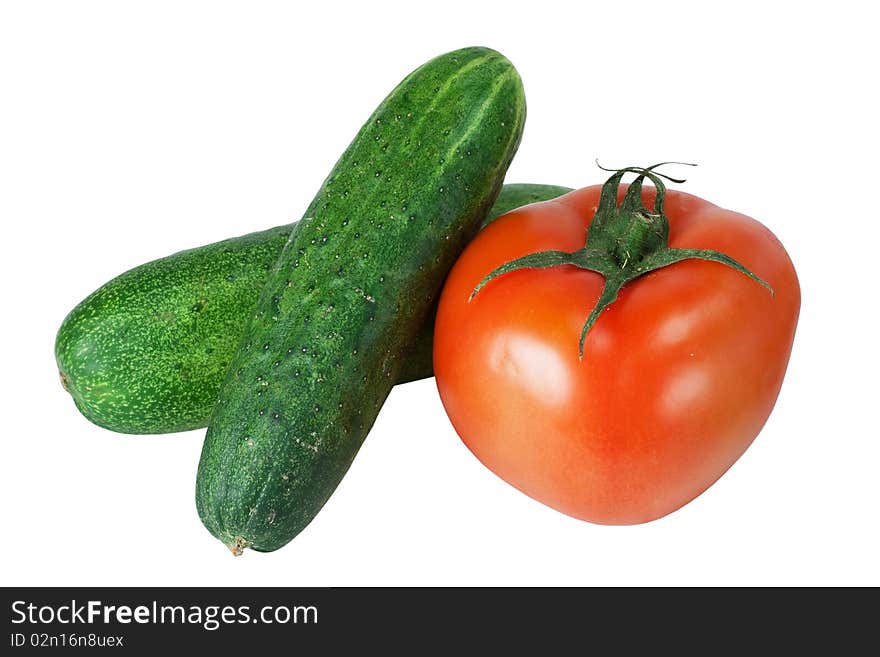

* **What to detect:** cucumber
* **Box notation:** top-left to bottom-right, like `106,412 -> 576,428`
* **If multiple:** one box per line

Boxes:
55,183 -> 571,435
196,47 -> 527,554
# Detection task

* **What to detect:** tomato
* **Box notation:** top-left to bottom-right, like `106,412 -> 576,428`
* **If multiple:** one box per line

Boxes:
433,166 -> 800,525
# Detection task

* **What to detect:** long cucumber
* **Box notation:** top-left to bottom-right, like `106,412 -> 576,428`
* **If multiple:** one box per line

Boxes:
196,47 -> 528,553
55,183 -> 570,434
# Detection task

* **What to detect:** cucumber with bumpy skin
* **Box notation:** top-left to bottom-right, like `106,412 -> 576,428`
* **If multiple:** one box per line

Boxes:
54,183 -> 570,435
196,47 -> 527,554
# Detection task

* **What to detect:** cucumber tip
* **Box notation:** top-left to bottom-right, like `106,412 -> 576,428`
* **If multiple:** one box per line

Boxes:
229,537 -> 247,556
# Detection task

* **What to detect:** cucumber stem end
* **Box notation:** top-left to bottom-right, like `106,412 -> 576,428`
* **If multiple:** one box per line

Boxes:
229,537 -> 247,557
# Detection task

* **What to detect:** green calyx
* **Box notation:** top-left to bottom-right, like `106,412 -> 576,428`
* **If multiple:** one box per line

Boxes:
470,162 -> 774,359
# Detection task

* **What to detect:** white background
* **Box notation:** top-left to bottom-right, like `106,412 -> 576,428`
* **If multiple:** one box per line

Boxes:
1,0 -> 877,587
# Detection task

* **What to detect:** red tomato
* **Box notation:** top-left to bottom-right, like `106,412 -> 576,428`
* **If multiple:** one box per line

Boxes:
433,172 -> 800,525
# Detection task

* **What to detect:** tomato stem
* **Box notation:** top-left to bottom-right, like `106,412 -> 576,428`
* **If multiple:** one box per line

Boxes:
469,163 -> 773,359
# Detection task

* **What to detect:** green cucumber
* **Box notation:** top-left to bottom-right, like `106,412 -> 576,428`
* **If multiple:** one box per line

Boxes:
196,46 -> 527,554
55,183 -> 571,435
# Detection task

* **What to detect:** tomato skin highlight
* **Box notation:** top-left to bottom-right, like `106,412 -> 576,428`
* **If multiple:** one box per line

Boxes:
433,184 -> 800,525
